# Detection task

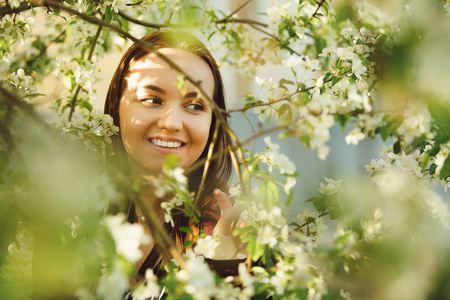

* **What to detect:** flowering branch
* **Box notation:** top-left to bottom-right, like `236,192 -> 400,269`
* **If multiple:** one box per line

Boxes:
248,23 -> 302,56
67,16 -> 104,121
298,210 -> 329,230
0,1 -> 30,17
304,0 -> 327,26
227,70 -> 353,114
225,0 -> 253,18
0,85 -> 47,126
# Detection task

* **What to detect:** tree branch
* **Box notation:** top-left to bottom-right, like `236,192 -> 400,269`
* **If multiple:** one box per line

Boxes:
305,0 -> 327,26
216,18 -> 268,28
0,85 -> 46,125
68,16 -> 104,121
248,23 -> 302,56
298,211 -> 329,230
227,69 -> 353,114
0,1 -> 31,17
227,0 -> 253,19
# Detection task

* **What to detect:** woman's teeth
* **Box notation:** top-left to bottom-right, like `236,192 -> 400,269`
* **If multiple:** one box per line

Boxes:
150,139 -> 182,148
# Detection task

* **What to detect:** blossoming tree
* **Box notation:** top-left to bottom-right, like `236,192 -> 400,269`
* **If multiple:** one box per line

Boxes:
1,0 -> 449,299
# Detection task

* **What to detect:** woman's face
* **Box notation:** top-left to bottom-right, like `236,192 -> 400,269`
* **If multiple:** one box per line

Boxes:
119,48 -> 214,174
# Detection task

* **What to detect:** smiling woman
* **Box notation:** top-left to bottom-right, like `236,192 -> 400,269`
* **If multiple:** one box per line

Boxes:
104,30 -> 245,284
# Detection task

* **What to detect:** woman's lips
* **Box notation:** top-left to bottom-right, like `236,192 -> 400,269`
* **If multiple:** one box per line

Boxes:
148,137 -> 185,154
149,138 -> 182,148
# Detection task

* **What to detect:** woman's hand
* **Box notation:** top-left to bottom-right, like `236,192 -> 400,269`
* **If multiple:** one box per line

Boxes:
212,189 -> 247,260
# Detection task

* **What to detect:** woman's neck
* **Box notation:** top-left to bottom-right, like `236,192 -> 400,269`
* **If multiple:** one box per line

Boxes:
128,158 -> 166,222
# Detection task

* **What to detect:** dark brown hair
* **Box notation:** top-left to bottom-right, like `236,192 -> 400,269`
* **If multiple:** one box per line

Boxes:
104,30 -> 232,274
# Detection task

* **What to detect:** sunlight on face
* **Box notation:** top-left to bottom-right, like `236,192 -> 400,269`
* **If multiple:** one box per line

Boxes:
119,48 -> 214,174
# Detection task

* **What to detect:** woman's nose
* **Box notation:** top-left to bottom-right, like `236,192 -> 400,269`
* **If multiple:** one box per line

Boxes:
157,107 -> 183,131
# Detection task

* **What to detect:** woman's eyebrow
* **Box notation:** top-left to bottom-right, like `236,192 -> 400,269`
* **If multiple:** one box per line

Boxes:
184,92 -> 198,98
143,84 -> 166,95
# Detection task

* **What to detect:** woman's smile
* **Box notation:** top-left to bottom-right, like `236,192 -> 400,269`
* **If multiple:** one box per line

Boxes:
149,138 -> 183,149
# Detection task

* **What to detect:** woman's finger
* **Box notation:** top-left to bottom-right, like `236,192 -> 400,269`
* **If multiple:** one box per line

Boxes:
213,189 -> 241,238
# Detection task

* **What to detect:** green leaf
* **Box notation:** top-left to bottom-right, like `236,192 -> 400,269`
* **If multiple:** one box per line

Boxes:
305,196 -> 327,212
439,155 -> 450,180
315,37 -> 327,56
323,72 -> 333,82
234,225 -> 254,237
334,233 -> 350,246
179,226 -> 193,233
336,115 -> 348,133
421,152 -> 430,172
247,239 -> 265,262
24,93 -> 46,98
105,5 -> 113,23
79,101 -> 93,113
285,189 -> 293,207
297,92 -> 310,105
65,24 -> 72,38
377,34 -> 388,46
328,201 -> 343,220
183,240 -> 194,248
230,30 -> 241,43
331,76 -> 342,86
380,114 -> 403,141
278,103 -> 291,118
300,134 -> 311,147
259,181 -> 279,209
429,163 -> 437,175
279,78 -> 295,86
245,94 -> 255,102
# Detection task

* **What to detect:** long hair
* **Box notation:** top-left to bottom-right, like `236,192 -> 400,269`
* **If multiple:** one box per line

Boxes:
104,30 -> 232,274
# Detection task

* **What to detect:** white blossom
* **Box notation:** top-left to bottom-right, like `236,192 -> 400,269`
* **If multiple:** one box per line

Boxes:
257,225 -> 278,247
104,214 -> 151,263
132,269 -> 161,300
96,266 -> 129,300
345,128 -> 366,145
194,236 -> 219,259
336,47 -> 356,60
318,177 -> 343,195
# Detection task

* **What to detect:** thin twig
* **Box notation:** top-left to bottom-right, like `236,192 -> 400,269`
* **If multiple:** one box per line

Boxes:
305,0 -> 327,26
227,0 -> 253,19
248,23 -> 302,57
298,211 -> 329,230
225,127 -> 251,194
0,85 -> 47,125
215,18 -> 268,28
193,121 -> 220,208
240,119 -> 300,146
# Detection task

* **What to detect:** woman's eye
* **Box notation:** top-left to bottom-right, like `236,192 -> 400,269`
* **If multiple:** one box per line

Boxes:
141,97 -> 162,105
187,102 -> 205,111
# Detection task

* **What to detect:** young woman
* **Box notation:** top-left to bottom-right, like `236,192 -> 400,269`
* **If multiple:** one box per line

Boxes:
104,30 -> 244,279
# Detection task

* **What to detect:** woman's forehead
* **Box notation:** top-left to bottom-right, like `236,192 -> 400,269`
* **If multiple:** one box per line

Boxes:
125,48 -> 215,94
